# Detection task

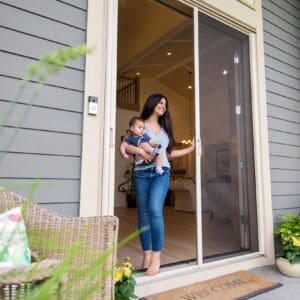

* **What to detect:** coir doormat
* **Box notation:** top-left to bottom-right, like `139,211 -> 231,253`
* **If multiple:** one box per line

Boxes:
146,271 -> 282,300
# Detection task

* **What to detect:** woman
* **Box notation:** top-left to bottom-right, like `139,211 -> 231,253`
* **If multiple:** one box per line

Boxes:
123,93 -> 194,276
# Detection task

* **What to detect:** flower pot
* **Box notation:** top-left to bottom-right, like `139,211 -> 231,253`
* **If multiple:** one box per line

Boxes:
276,257 -> 300,277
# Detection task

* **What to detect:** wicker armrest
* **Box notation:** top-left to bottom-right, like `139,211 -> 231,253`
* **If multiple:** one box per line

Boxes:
0,259 -> 61,299
30,251 -> 40,262
0,259 -> 61,285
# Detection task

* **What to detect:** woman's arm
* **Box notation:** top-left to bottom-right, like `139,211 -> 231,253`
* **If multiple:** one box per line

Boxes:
126,144 -> 153,163
119,141 -> 129,159
167,139 -> 195,159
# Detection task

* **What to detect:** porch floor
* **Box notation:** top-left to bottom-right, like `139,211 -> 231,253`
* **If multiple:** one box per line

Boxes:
250,265 -> 300,299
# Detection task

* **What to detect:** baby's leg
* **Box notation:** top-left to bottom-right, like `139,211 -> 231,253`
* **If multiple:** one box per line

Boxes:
155,153 -> 164,175
152,144 -> 162,157
140,143 -> 162,158
135,143 -> 151,165
139,142 -> 154,155
135,153 -> 144,165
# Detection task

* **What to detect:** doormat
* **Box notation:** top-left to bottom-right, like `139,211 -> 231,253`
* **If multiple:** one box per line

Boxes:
146,271 -> 282,300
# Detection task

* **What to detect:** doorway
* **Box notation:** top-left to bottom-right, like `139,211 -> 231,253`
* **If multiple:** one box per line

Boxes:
114,0 -> 259,271
115,0 -> 196,269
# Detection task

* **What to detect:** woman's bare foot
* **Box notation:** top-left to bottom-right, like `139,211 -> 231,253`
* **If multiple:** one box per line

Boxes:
142,251 -> 152,269
146,251 -> 161,276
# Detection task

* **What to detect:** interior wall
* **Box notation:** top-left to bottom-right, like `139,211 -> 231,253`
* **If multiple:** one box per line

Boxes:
115,108 -> 137,207
140,78 -> 190,143
200,84 -> 231,213
200,88 -> 230,145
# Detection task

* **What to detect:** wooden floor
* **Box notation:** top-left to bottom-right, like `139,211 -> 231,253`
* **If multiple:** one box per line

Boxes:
115,207 -> 240,269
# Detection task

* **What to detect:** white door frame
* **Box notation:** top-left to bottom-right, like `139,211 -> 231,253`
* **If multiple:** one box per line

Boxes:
101,0 -> 119,216
193,7 -> 203,267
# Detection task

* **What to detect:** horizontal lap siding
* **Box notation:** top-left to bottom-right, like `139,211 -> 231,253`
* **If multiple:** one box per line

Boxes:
0,27 -> 84,70
57,0 -> 87,10
0,77 -> 83,112
0,1 -> 87,216
0,4 -> 85,45
0,52 -> 84,90
263,0 -> 300,222
0,102 -> 82,133
0,128 -> 82,156
0,179 -> 80,203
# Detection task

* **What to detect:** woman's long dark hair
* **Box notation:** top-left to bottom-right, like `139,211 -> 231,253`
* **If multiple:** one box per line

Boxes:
141,93 -> 175,153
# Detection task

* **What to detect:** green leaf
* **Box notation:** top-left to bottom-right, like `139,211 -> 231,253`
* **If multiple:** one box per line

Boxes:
292,256 -> 300,264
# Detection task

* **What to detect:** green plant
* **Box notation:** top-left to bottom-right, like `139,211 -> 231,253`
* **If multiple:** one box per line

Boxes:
274,213 -> 300,264
114,257 -> 137,300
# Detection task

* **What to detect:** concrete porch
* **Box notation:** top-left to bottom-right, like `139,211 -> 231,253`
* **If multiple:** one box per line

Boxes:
250,265 -> 300,299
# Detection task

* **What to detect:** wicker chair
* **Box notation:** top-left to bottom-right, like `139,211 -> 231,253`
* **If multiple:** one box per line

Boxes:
0,190 -> 119,300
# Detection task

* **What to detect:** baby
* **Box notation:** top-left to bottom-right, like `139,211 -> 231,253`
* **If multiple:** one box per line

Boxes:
120,116 -> 164,175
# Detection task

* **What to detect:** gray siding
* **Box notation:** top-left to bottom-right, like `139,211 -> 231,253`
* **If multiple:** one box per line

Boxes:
263,0 -> 300,222
0,1 -> 87,216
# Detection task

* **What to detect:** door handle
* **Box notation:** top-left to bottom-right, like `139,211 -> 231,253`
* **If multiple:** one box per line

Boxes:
197,138 -> 201,156
238,159 -> 244,168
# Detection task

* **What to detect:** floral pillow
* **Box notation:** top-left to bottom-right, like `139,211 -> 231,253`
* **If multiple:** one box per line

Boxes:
0,207 -> 31,268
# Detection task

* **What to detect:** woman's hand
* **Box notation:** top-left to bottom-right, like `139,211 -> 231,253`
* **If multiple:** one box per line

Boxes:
120,152 -> 129,160
190,138 -> 195,152
138,147 -> 154,163
168,137 -> 195,159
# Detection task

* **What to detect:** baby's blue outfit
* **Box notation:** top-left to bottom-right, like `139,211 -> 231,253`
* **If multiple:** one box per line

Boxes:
125,133 -> 151,147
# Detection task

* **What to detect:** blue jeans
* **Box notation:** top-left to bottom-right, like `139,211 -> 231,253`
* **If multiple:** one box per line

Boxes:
133,167 -> 170,252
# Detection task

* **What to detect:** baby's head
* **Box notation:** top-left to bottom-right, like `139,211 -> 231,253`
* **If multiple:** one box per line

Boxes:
129,117 -> 145,136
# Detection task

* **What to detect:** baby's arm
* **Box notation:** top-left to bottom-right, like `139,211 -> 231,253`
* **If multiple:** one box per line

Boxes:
126,144 -> 153,163
148,139 -> 159,148
142,138 -> 162,158
120,141 -> 129,159
142,133 -> 158,149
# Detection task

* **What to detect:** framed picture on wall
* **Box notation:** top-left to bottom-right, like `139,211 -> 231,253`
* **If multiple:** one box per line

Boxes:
205,143 -> 231,183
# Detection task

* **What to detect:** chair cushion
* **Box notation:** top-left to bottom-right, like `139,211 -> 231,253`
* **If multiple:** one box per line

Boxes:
0,207 -> 31,268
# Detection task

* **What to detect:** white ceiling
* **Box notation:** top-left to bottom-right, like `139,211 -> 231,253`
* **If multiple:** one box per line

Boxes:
118,0 -> 237,101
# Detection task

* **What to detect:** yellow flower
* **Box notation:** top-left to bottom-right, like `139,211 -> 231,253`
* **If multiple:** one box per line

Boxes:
124,267 -> 131,278
113,268 -> 123,282
123,261 -> 133,270
291,236 -> 300,247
